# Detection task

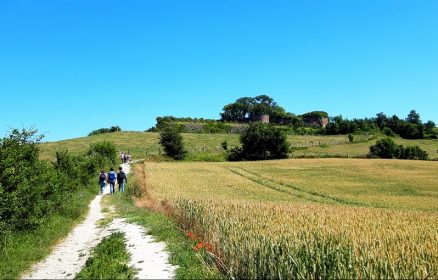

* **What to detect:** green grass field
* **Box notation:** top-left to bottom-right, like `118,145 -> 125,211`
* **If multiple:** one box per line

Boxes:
136,158 -> 438,278
39,131 -> 438,161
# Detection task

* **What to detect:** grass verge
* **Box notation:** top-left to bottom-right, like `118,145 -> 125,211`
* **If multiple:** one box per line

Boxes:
109,193 -> 222,280
75,232 -> 136,280
0,185 -> 97,279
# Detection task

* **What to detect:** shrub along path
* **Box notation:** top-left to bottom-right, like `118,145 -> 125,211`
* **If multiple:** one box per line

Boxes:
21,163 -> 177,279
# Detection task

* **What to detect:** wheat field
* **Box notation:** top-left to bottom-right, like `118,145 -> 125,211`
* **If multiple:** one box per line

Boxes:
137,159 -> 438,279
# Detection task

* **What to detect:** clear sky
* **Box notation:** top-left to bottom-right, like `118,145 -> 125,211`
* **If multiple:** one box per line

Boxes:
1,0 -> 437,141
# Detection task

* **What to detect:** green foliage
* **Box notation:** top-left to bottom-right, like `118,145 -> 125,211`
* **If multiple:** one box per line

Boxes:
54,149 -> 99,187
301,111 -> 329,119
383,127 -> 396,136
0,186 -> 96,279
348,134 -> 354,143
150,116 -> 233,134
424,121 -> 437,139
228,123 -> 290,161
221,140 -> 228,151
399,146 -> 428,160
398,122 -> 424,139
227,147 -> 244,161
406,110 -> 421,124
0,128 -> 119,235
369,138 -> 428,160
201,122 -> 232,133
75,232 -> 136,280
301,111 -> 329,127
88,126 -> 121,136
324,110 -> 433,140
221,95 -> 295,125
0,129 -> 65,232
159,126 -> 187,160
87,141 -> 117,168
152,116 -> 185,132
369,138 -> 400,159
293,127 -> 321,135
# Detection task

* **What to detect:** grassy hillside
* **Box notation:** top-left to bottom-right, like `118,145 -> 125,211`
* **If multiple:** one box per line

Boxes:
39,131 -> 438,161
135,159 -> 438,279
39,132 -> 239,161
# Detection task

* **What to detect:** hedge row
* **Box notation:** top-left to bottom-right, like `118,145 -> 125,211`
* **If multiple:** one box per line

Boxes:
0,129 -> 117,234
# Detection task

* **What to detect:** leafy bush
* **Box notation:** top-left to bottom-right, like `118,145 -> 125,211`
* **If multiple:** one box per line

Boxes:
0,129 -> 117,235
221,140 -> 228,151
0,129 -> 68,232
159,126 -> 187,160
202,122 -> 232,133
398,123 -> 424,139
228,123 -> 290,161
399,146 -> 428,160
53,149 -> 99,187
369,138 -> 428,160
87,141 -> 117,168
369,138 -> 400,159
227,147 -> 245,161
293,127 -> 320,135
383,127 -> 396,137
348,134 -> 354,143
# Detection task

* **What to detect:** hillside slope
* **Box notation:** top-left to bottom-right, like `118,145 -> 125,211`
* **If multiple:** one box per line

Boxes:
39,131 -> 438,161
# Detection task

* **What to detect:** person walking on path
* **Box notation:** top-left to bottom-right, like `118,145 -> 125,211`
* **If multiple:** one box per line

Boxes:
117,166 -> 128,192
98,170 -> 107,195
108,167 -> 117,194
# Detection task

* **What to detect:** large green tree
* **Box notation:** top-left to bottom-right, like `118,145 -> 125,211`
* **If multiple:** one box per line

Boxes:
221,95 -> 291,124
228,123 -> 290,161
159,125 -> 187,160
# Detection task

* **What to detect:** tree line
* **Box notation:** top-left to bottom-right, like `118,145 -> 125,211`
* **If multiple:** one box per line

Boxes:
88,126 -> 121,136
325,111 -> 436,139
150,95 -> 437,140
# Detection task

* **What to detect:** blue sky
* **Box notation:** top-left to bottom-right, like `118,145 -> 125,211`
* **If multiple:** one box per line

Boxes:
1,0 -> 437,141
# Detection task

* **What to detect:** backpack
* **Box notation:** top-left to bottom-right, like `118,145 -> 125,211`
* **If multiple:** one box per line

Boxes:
109,172 -> 116,182
118,171 -> 126,181
99,173 -> 106,182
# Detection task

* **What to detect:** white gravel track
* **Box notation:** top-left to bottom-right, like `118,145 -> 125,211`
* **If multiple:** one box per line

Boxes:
108,219 -> 177,279
21,163 -> 177,280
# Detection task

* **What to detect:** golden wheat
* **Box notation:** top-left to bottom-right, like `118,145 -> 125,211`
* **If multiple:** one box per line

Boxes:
139,159 -> 438,278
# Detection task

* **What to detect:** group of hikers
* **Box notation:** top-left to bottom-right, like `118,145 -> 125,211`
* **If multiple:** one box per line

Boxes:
120,152 -> 131,164
98,166 -> 128,195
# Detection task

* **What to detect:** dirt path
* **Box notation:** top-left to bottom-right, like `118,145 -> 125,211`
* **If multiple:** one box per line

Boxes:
22,163 -> 177,280
108,219 -> 177,279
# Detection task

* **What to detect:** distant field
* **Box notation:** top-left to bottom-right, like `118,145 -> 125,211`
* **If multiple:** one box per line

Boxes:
138,159 -> 438,278
39,131 -> 438,161
298,137 -> 438,158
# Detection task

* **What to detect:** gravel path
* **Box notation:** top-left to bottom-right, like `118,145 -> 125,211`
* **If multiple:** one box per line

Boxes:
21,163 -> 177,280
108,219 -> 177,279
